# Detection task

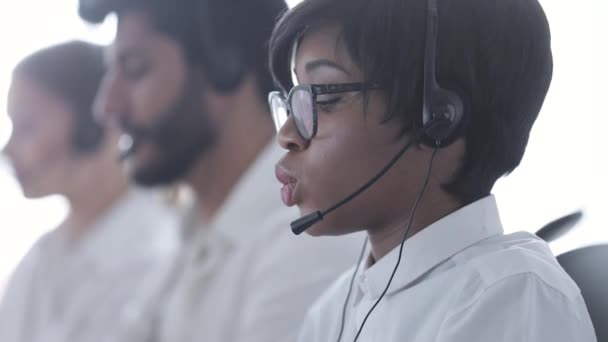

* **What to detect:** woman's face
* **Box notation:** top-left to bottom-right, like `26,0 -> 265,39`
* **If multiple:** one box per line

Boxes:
4,76 -> 81,198
275,25 -> 431,236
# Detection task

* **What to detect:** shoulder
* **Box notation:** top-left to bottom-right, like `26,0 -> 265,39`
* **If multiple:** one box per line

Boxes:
446,231 -> 584,319
433,232 -> 596,341
1,229 -> 58,296
460,231 -> 579,299
13,229 -> 57,270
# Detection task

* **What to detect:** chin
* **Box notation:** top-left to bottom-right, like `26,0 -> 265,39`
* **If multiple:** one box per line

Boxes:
21,186 -> 50,199
296,204 -> 339,236
131,155 -> 192,187
301,216 -> 357,237
304,225 -> 328,237
14,175 -> 45,199
300,208 -> 365,237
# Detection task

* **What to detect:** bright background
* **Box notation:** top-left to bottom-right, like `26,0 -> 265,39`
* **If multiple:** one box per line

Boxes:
0,0 -> 606,290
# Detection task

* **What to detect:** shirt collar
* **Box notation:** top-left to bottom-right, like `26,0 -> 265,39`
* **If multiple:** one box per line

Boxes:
185,143 -> 289,244
358,195 -> 504,300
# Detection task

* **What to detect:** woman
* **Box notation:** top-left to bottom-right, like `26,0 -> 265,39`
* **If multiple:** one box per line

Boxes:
0,41 -> 180,342
268,0 -> 597,341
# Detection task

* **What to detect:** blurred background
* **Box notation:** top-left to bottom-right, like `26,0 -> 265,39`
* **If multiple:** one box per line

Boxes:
0,0 -> 606,293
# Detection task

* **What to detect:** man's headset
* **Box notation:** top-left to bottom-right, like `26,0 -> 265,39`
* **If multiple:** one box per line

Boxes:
78,0 -> 246,91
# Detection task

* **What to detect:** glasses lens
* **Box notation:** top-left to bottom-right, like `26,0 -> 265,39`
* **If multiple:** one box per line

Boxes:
291,88 -> 314,140
269,92 -> 288,132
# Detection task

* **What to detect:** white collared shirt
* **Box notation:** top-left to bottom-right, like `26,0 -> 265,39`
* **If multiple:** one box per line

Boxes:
156,143 -> 365,342
298,196 -> 597,342
0,188 -> 181,342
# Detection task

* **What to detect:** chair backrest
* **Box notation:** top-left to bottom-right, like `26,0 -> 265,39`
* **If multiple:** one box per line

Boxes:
536,211 -> 583,243
558,244 -> 608,341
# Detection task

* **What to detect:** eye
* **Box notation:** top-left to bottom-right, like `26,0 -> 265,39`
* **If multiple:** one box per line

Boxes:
316,96 -> 342,112
122,58 -> 150,82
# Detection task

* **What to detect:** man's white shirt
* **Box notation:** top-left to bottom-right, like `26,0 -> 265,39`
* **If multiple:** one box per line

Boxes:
157,143 -> 364,342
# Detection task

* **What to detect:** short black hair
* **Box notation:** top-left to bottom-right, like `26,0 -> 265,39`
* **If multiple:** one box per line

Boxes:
79,0 -> 287,102
269,0 -> 553,204
13,41 -> 106,150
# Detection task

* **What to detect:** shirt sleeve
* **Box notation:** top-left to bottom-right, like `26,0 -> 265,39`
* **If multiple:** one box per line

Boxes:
232,222 -> 364,342
436,273 -> 597,342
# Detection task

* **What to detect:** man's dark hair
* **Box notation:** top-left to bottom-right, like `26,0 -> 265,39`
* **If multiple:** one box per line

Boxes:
79,0 -> 287,101
13,41 -> 106,151
269,0 -> 553,204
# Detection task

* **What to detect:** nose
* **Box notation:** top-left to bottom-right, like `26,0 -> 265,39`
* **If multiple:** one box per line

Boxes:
93,71 -> 125,128
277,115 -> 309,152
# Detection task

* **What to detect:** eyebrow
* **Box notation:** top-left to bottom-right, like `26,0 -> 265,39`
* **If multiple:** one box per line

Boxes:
304,59 -> 351,76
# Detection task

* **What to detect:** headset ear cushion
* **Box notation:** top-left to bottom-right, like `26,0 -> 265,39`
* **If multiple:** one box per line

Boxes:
188,0 -> 246,93
421,88 -> 465,148
203,47 -> 245,92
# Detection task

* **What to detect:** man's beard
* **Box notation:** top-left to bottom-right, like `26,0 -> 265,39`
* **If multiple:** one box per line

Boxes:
119,75 -> 218,187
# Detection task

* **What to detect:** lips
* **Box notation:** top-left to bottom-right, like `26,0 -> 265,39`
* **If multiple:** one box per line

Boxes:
275,165 -> 298,207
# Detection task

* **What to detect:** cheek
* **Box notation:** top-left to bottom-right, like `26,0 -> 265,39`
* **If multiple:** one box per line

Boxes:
299,134 -> 386,235
131,79 -> 175,125
304,106 -> 399,190
132,62 -> 187,126
14,129 -> 74,193
300,128 -> 379,208
297,113 -> 405,234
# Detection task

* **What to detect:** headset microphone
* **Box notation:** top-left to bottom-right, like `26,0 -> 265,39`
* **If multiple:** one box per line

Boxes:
115,112 -> 165,162
117,133 -> 136,162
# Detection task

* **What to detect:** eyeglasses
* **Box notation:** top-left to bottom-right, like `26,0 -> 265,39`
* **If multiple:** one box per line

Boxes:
268,82 -> 382,141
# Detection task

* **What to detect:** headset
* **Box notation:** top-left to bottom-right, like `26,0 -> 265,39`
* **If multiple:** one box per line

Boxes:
421,0 -> 464,148
288,0 -> 466,340
345,1 -> 464,340
184,0 -> 246,91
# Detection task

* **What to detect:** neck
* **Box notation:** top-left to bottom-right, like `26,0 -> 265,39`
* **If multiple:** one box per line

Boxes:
186,83 -> 274,222
62,149 -> 129,241
366,187 -> 462,263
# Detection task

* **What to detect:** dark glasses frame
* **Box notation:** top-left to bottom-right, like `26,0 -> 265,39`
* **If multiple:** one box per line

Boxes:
269,82 -> 382,141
